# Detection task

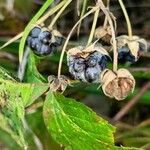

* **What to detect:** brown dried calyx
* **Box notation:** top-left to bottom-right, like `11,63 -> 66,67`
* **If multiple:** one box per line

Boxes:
67,42 -> 110,58
117,35 -> 147,61
48,75 -> 70,92
100,68 -> 135,100
94,26 -> 112,44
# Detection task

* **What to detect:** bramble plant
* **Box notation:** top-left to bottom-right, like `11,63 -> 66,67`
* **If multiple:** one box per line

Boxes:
0,0 -> 148,149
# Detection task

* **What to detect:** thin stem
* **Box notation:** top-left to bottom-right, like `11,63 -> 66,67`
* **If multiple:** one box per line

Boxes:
106,0 -> 110,8
76,0 -> 80,16
57,7 -> 98,78
48,0 -> 72,30
18,47 -> 30,81
87,8 -> 100,46
37,0 -> 68,25
77,0 -> 88,36
118,0 -> 133,40
0,32 -> 23,50
97,0 -> 118,72
103,0 -> 110,28
103,16 -> 108,28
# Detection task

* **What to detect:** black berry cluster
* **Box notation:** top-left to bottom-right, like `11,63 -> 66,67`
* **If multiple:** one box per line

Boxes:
68,51 -> 109,83
26,26 -> 63,56
118,43 -> 146,63
118,45 -> 136,63
117,35 -> 147,63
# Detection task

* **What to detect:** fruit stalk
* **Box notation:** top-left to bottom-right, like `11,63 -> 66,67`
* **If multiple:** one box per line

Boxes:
48,0 -> 72,30
103,0 -> 110,28
118,0 -> 133,40
97,0 -> 118,72
37,0 -> 68,25
87,8 -> 100,46
77,0 -> 88,36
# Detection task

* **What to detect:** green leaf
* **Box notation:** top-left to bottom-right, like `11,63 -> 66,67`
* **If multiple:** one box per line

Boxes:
0,67 -> 48,148
19,0 -> 54,63
3,80 -> 48,107
0,66 -> 48,106
0,113 -> 23,150
25,51 -> 47,83
43,92 -> 118,150
0,80 -> 27,148
0,66 -> 16,81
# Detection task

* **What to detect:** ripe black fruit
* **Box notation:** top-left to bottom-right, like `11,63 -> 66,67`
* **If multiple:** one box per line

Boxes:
68,51 -> 109,83
26,26 -> 63,56
73,58 -> 85,72
29,27 -> 41,38
85,65 -> 101,83
34,44 -> 53,56
118,46 -> 136,63
117,35 -> 147,63
38,31 -> 51,44
86,54 -> 98,67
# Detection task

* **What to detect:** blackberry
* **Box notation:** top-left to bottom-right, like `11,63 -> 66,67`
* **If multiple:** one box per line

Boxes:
98,56 -> 109,70
26,36 -> 32,46
34,44 -> 53,56
117,35 -> 147,63
85,65 -> 101,83
38,31 -> 51,44
68,56 -> 87,82
86,53 -> 99,67
86,52 -> 108,69
29,27 -> 41,38
30,38 -> 41,50
73,58 -> 85,72
118,46 -> 136,63
139,42 -> 147,52
67,50 -> 109,83
26,27 -> 64,56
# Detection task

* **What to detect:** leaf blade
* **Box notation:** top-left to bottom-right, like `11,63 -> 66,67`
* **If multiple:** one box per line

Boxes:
43,92 -> 117,150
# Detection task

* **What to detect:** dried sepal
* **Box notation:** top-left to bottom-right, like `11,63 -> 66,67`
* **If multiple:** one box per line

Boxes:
50,29 -> 64,46
51,29 -> 63,38
94,26 -> 112,44
67,43 -> 110,59
48,75 -> 70,92
117,35 -> 147,61
100,68 -> 135,100
67,46 -> 85,57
